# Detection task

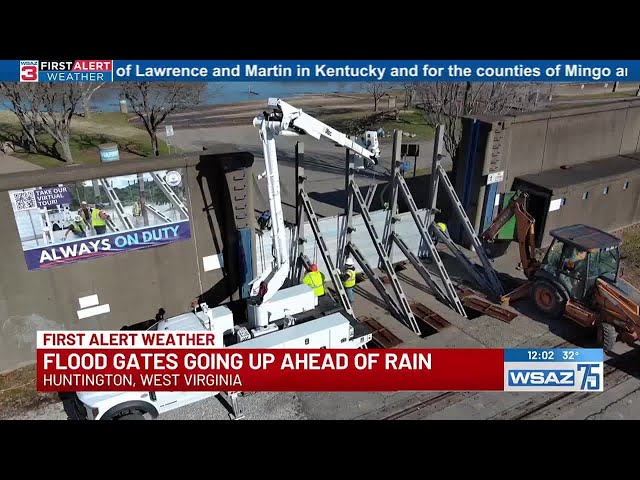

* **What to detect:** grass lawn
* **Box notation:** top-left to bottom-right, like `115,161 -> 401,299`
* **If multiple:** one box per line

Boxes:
319,109 -> 434,142
0,111 -> 171,169
0,364 -> 57,419
620,227 -> 640,289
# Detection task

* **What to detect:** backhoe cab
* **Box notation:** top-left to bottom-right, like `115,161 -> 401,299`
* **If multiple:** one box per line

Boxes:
529,225 -> 621,318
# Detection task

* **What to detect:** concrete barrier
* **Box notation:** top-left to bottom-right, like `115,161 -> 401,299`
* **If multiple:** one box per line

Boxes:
0,146 -> 254,372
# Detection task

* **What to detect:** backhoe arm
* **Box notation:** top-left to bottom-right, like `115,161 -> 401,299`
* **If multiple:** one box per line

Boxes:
480,192 -> 540,279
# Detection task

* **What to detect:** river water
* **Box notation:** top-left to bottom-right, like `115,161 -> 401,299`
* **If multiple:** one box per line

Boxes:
0,82 -> 368,112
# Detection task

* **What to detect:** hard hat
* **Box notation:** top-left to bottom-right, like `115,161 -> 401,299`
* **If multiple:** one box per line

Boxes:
74,214 -> 82,222
345,258 -> 355,267
81,201 -> 87,205
436,222 -> 447,232
95,203 -> 104,209
310,264 -> 318,272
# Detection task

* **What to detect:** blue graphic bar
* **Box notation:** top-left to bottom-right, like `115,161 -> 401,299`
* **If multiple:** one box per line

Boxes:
504,348 -> 604,363
2,60 -> 640,82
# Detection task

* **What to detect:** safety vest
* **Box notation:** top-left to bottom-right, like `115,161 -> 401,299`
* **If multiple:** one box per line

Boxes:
303,271 -> 325,297
92,208 -> 106,227
70,221 -> 85,235
343,269 -> 356,288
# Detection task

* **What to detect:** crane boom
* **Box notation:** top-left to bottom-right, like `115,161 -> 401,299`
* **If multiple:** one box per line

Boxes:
248,98 -> 380,305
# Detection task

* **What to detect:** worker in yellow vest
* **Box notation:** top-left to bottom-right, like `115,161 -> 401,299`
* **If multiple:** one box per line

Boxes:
340,257 -> 357,303
92,203 -> 111,235
303,264 -> 326,297
430,221 -> 448,244
64,215 -> 89,240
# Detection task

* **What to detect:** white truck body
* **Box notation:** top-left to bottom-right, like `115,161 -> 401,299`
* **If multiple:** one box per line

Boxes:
74,305 -> 371,420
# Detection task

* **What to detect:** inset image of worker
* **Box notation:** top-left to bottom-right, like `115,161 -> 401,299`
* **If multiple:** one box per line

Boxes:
92,203 -> 111,235
64,214 -> 89,241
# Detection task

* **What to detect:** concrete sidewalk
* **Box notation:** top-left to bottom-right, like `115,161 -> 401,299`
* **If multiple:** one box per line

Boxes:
0,153 -> 42,174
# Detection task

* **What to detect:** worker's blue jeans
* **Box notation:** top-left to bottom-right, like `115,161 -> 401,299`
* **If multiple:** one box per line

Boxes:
345,287 -> 355,303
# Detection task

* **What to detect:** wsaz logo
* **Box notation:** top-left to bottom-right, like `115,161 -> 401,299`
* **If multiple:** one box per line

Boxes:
508,370 -> 574,387
19,60 -> 39,82
507,363 -> 601,391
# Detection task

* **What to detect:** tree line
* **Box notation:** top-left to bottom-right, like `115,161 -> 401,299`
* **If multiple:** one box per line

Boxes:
366,81 -> 547,159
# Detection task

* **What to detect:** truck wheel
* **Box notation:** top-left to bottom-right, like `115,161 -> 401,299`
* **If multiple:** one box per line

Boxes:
596,323 -> 618,351
529,280 -> 566,319
115,412 -> 145,420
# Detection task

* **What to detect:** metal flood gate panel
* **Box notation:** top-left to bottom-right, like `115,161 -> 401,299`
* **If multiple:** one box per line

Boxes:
254,209 -> 428,277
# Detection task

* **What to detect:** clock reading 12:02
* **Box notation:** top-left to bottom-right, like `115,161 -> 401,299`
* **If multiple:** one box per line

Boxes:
528,350 -> 555,361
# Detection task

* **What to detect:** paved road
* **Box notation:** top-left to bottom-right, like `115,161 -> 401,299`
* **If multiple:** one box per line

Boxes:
164,125 -> 437,220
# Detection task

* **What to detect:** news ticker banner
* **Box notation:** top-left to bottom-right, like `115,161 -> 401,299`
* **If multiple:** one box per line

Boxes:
3,60 -> 640,83
36,331 -> 604,393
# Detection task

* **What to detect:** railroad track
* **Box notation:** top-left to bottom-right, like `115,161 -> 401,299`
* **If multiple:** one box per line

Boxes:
368,339 -> 640,421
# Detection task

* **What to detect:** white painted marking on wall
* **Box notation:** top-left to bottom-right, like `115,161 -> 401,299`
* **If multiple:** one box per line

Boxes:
78,294 -> 99,309
549,198 -> 563,212
203,254 -> 223,272
77,304 -> 110,320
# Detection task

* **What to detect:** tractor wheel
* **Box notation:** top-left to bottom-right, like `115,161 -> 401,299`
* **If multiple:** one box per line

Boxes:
596,323 -> 618,352
529,280 -> 566,319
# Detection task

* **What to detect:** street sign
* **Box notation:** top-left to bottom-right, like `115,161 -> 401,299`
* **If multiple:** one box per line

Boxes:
165,125 -> 175,137
487,170 -> 504,185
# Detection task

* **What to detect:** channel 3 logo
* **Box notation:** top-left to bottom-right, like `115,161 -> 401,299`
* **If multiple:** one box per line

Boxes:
505,363 -> 603,392
19,60 -> 39,82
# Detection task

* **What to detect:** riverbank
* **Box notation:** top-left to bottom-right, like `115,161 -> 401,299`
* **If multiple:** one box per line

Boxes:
128,91 -> 391,129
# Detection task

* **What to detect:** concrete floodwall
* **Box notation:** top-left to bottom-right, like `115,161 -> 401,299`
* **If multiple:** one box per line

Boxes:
0,146 -> 254,372
454,98 -> 640,247
503,98 -> 640,190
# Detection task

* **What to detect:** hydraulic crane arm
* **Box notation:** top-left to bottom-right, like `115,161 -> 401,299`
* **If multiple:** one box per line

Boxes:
264,98 -> 380,165
248,98 -> 380,305
479,192 -> 540,279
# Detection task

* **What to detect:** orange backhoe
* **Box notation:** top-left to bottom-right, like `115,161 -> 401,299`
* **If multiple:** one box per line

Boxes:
480,192 -> 640,351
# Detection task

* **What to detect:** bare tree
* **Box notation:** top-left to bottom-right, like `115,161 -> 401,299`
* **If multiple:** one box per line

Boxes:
402,82 -> 418,108
37,83 -> 86,164
0,83 -> 43,153
415,82 -> 543,158
366,82 -> 393,112
81,82 -> 106,119
121,82 -> 208,156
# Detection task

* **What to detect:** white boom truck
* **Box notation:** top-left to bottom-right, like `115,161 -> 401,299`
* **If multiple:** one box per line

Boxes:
73,99 -> 380,421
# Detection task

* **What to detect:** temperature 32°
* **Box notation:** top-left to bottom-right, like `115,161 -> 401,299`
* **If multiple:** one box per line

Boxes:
562,350 -> 579,360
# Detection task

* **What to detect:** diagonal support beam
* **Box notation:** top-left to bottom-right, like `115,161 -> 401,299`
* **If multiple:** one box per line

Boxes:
349,179 -> 421,335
